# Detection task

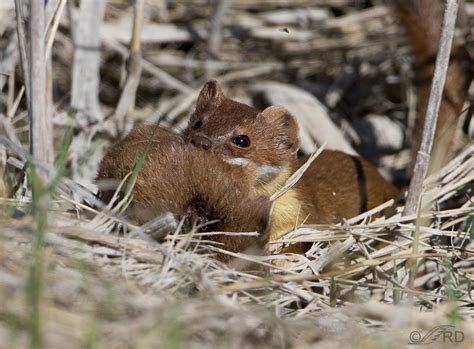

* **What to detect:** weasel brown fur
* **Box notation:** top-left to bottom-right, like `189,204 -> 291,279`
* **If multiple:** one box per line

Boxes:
183,81 -> 399,247
97,126 -> 272,262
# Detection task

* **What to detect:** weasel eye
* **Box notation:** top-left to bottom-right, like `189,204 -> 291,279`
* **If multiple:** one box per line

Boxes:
231,135 -> 251,148
192,120 -> 203,130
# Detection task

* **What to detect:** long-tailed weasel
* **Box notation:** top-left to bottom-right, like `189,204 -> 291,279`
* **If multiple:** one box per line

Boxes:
97,126 -> 272,262
183,80 -> 399,245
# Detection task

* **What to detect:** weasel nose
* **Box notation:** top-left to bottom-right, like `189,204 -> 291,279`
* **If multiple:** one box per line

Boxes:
190,135 -> 212,150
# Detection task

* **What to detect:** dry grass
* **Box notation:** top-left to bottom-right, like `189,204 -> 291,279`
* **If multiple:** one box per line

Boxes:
0,146 -> 472,347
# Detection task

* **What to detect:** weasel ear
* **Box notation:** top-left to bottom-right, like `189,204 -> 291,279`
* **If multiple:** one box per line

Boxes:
258,106 -> 290,124
258,106 -> 300,153
196,80 -> 225,110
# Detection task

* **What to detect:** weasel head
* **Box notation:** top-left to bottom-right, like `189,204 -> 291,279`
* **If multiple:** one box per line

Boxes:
183,80 -> 300,185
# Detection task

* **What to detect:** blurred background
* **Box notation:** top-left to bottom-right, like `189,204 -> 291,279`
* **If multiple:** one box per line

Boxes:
1,0 -> 472,194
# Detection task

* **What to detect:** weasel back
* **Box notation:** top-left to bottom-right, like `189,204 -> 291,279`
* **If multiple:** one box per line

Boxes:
267,150 -> 399,248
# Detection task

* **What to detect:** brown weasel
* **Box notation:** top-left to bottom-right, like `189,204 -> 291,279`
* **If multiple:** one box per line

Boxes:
183,80 -> 399,245
97,126 -> 272,262
393,0 -> 471,174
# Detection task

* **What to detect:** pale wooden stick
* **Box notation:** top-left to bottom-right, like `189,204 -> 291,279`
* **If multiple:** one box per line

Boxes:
28,0 -> 54,175
114,0 -> 145,135
68,0 -> 105,190
403,0 -> 460,217
70,0 -> 105,123
45,0 -> 67,60
208,0 -> 232,58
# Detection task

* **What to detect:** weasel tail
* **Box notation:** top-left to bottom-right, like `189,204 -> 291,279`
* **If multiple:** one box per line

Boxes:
392,0 -> 472,174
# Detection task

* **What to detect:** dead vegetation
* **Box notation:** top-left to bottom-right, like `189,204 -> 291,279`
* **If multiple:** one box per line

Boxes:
0,0 -> 473,348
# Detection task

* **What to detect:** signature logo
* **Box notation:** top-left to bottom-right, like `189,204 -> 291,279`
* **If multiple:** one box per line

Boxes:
409,325 -> 464,345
